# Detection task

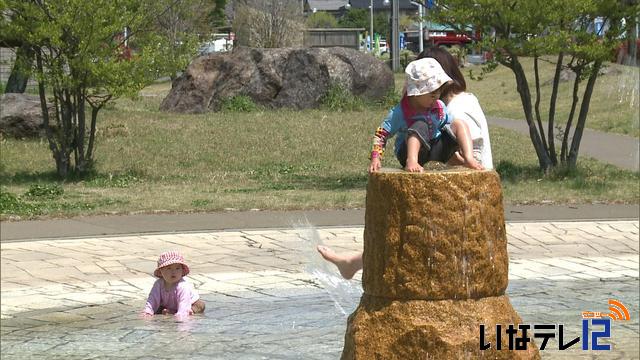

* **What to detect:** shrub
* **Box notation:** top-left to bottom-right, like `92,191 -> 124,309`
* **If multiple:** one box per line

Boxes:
0,190 -> 37,215
221,95 -> 259,112
320,83 -> 365,111
24,184 -> 64,198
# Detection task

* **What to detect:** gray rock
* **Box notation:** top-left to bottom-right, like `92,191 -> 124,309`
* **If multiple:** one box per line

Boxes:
0,93 -> 50,138
160,47 -> 394,113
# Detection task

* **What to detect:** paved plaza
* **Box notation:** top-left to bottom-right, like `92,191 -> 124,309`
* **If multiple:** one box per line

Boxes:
1,219 -> 638,359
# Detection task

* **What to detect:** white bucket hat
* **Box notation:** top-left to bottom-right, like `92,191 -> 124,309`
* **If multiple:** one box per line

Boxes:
404,58 -> 453,97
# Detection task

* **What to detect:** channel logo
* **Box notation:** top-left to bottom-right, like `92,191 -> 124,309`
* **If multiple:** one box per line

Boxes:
582,299 -> 631,321
480,299 -> 630,351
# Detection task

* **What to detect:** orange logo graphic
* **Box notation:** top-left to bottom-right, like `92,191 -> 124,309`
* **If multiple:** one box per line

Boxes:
582,299 -> 630,321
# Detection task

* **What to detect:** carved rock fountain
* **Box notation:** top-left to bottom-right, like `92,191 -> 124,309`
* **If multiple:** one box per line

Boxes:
341,168 -> 540,359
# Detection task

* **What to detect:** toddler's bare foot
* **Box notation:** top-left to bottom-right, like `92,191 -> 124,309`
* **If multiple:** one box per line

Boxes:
316,245 -> 363,280
404,160 -> 423,172
464,157 -> 484,170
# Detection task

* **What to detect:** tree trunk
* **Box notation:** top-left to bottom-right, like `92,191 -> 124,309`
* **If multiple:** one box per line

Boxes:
547,52 -> 563,166
509,57 -> 553,173
533,56 -> 548,154
36,50 -> 68,178
568,61 -> 602,169
561,66 -> 583,164
5,45 -> 34,94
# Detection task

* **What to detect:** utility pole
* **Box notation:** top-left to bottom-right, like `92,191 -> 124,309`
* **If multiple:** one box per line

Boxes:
370,0 -> 374,53
391,0 -> 400,71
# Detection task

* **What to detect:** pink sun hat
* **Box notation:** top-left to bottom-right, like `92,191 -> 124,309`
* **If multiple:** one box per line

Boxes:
154,251 -> 190,278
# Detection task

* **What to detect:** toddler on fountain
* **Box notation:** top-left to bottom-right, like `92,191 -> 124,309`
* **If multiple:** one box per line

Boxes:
368,57 -> 482,173
141,251 -> 205,319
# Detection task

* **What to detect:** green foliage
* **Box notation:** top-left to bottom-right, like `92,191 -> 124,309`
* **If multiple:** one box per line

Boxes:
306,11 -> 338,28
0,190 -> 34,215
338,8 -> 368,28
209,0 -> 228,28
2,0 -> 198,178
400,49 -> 416,69
320,83 -> 365,111
221,95 -> 259,112
85,171 -> 142,188
24,184 -> 63,199
338,9 -> 390,39
376,88 -> 401,108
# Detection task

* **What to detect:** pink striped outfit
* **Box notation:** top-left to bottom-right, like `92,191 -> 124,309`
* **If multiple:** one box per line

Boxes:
142,278 -> 200,316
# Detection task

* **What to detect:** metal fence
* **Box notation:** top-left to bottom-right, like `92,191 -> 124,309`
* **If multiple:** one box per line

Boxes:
303,28 -> 364,49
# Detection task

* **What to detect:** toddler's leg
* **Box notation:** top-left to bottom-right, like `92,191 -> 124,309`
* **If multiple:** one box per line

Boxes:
447,151 -> 465,166
317,246 -> 363,280
405,135 -> 424,172
191,299 -> 206,314
451,119 -> 483,170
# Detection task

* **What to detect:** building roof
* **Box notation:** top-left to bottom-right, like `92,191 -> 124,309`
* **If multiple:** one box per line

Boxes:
348,0 -> 419,11
306,0 -> 350,11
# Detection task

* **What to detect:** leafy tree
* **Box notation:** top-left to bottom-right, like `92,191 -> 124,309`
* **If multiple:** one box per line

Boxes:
155,0 -> 207,80
306,11 -> 338,28
430,0 -> 637,172
233,0 -> 304,47
208,0 -> 227,28
2,0 -> 195,178
338,8 -> 368,28
339,9 -> 391,40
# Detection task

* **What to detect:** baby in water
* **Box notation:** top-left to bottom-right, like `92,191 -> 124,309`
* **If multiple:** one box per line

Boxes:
141,251 -> 205,319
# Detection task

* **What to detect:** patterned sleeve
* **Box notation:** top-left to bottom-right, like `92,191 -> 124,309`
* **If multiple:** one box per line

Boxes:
371,109 -> 396,159
143,280 -> 161,315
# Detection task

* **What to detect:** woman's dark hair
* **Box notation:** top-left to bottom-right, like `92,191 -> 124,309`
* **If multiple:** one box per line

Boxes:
417,47 -> 466,98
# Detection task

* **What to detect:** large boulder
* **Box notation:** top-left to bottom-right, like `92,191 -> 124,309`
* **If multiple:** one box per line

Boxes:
160,47 -> 394,113
0,93 -> 50,138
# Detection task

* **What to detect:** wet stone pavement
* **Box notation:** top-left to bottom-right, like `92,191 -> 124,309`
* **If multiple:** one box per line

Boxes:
1,221 -> 638,359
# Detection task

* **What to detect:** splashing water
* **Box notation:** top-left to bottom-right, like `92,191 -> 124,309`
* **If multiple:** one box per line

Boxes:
293,219 -> 362,316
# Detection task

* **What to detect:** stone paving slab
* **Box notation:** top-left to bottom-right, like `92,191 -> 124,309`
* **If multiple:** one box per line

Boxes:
1,220 -> 638,359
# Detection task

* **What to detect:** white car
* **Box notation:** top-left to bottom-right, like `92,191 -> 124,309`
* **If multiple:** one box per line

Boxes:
379,40 -> 388,55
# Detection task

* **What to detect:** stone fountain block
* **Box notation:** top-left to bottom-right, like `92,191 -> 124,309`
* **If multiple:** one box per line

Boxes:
342,294 -> 540,359
362,169 -> 509,300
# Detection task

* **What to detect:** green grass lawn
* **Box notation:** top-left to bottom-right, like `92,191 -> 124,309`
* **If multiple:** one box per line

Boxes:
1,58 -> 638,219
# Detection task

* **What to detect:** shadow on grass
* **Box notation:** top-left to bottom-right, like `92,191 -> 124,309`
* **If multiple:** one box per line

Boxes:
226,172 -> 369,193
1,169 -> 143,188
0,170 -> 62,185
496,160 -> 631,192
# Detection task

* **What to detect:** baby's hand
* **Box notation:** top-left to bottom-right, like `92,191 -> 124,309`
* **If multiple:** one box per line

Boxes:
369,157 -> 381,173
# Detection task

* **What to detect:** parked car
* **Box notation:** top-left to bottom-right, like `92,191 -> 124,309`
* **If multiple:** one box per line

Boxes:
379,40 -> 388,55
198,37 -> 232,55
